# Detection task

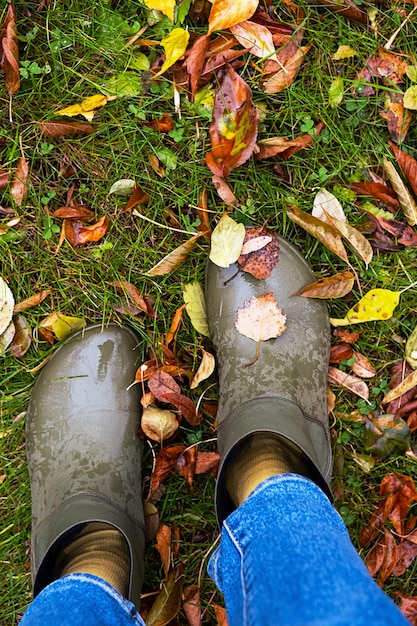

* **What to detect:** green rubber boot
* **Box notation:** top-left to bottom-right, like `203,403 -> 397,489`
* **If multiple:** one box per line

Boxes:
26,324 -> 145,607
205,237 -> 333,524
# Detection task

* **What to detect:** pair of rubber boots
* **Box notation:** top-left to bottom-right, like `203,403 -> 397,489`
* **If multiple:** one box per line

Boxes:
26,237 -> 332,608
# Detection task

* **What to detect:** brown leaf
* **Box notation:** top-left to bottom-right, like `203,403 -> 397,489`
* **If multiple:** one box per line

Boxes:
329,343 -> 354,364
328,367 -> 369,400
380,94 -> 412,144
263,44 -> 310,94
315,0 -> 368,23
205,65 -> 259,178
374,216 -> 417,248
111,281 -> 156,319
383,158 -> 417,227
65,216 -> 109,246
365,536 -> 386,577
396,593 -> 417,625
380,473 -> 417,536
190,349 -> 215,389
146,234 -> 202,277
11,155 -> 29,207
333,329 -> 360,344
148,445 -> 186,499
383,370 -> 417,405
146,565 -> 184,626
297,271 -> 354,299
237,227 -> 279,279
389,141 -> 417,203
287,206 -> 348,263
148,371 -> 181,401
155,524 -> 171,578
184,34 -> 209,99
9,315 -> 31,358
347,181 -> 399,211
356,50 -> 409,95
350,351 -> 376,379
14,289 -> 51,313
183,584 -> 201,626
212,175 -> 238,206
255,123 -> 324,160
123,184 -> 150,212
392,539 -> 417,577
0,166 -> 10,189
0,4 -> 20,97
176,446 -> 197,490
39,121 -> 94,137
378,528 -> 399,584
163,391 -> 200,426
52,206 -> 95,221
323,211 -> 373,267
196,189 -> 211,237
207,0 -> 258,34
146,113 -> 174,133
195,451 -> 220,475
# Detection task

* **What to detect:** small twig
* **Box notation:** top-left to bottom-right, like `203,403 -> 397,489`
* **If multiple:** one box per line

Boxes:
132,209 -> 198,235
385,6 -> 417,50
122,24 -> 148,49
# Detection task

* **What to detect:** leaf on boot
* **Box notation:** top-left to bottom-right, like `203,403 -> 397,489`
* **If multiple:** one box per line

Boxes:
296,271 -> 354,299
210,213 -> 246,268
235,293 -> 287,366
237,227 -> 279,279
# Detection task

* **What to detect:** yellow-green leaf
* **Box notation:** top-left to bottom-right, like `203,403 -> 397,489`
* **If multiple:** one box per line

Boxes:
209,213 -> 245,268
155,28 -> 190,77
330,289 -> 400,326
333,45 -> 357,60
183,282 -> 210,337
142,0 -> 175,21
406,65 -> 417,83
404,85 -> 417,110
54,94 -> 110,121
40,312 -> 86,341
329,77 -> 344,107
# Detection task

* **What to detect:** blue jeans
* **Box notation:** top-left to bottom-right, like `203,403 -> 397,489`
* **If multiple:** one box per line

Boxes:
21,476 -> 407,626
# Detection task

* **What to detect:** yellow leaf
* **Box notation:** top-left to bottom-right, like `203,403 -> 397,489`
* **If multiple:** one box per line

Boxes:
208,0 -> 259,35
40,312 -> 86,341
54,94 -> 109,121
142,0 -> 176,21
382,370 -> 417,405
155,28 -> 190,77
141,405 -> 179,442
183,282 -> 210,337
404,85 -> 417,110
209,213 -> 245,268
190,349 -> 216,389
330,289 -> 400,326
333,45 -> 357,60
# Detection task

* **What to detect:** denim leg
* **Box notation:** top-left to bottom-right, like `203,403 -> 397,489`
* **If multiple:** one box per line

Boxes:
20,573 -> 146,626
209,475 -> 408,626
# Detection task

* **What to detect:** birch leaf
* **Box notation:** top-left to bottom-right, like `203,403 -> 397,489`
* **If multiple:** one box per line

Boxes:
328,367 -> 369,400
0,278 -> 15,335
287,206 -> 348,263
155,28 -> 190,77
183,282 -> 210,337
296,271 -> 354,299
323,210 -> 373,267
382,370 -> 417,405
312,188 -> 346,223
330,289 -> 400,326
54,94 -> 110,122
383,158 -> 417,227
209,213 -> 245,268
146,234 -> 202,276
190,349 -> 216,389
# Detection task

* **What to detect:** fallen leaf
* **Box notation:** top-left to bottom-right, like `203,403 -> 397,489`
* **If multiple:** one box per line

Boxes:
147,565 -> 184,626
255,123 -> 324,160
0,166 -> 10,189
0,277 -> 15,335
39,121 -> 94,137
346,181 -> 399,211
190,349 -> 215,389
142,0 -> 175,21
13,289 -> 51,313
328,367 -> 369,400
144,501 -> 159,542
406,324 -> 417,370
9,315 -> 31,358
183,584 -> 201,626
175,446 -> 198,490
364,414 -> 410,459
0,320 -> 15,355
235,292 -> 287,366
379,528 -> 399,584
350,351 -> 376,378
333,329 -> 360,344
330,289 -> 400,327
196,189 -> 212,237
195,451 -> 220,475
155,524 -> 172,578
263,45 -> 310,94
183,282 -> 210,337
0,4 -> 20,98
396,593 -> 417,624
209,213 -> 245,268
205,65 -> 259,178
68,215 -> 109,246
404,85 -> 417,110
383,158 -> 417,227
323,210 -> 373,267
148,371 -> 199,425
155,28 -> 190,77
237,226 -> 279,279
374,216 -> 417,248
146,113 -> 174,132
380,94 -> 412,144
287,206 -> 348,263
146,234 -> 202,277
383,370 -> 417,405
297,271 -> 354,299
208,0 -> 259,34
315,0 -> 367,23
230,20 -> 277,61
148,445 -> 187,499
54,94 -> 110,122
333,45 -> 357,60
389,141 -> 417,216
184,34 -> 210,99
40,312 -> 86,341
392,540 -> 417,577
213,604 -> 229,626
312,188 -> 346,223
11,155 -> 29,207
329,343 -> 354,364
109,179 -> 136,196
141,405 -> 179,443
211,175 -> 238,206
111,280 -> 156,318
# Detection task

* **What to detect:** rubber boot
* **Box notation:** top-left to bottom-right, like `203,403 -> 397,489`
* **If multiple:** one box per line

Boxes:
26,324 -> 145,607
205,237 -> 333,524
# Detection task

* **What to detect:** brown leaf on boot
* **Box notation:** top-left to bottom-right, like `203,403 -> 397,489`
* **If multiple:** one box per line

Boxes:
237,227 -> 279,279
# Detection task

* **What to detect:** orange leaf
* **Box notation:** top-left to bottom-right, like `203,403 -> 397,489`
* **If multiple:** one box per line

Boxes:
195,451 -> 220,475
255,123 -> 324,160
297,271 -> 354,299
11,155 -> 29,207
175,446 -> 197,490
166,303 -> 188,346
52,206 -> 95,221
9,315 -> 31,358
208,0 -> 259,35
184,34 -> 210,99
155,524 -> 171,578
65,216 -> 109,246
14,289 -> 51,313
389,141 -> 417,200
148,445 -> 186,499
350,351 -> 376,379
378,528 -> 399,584
380,94 -> 412,144
205,65 -> 259,178
123,184 -> 150,212
146,113 -> 174,132
0,4 -> 20,97
263,45 -> 310,94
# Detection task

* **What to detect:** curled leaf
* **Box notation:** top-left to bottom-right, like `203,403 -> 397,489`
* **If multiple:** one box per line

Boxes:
40,312 -> 86,341
287,206 -> 348,263
328,366 -> 369,400
296,271 -> 354,299
0,4 -> 20,97
190,349 -> 215,389
9,315 -> 31,358
14,289 -> 51,313
146,234 -> 202,277
312,188 -> 346,223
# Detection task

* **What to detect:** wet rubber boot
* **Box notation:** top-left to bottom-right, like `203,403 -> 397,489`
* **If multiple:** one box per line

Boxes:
205,237 -> 333,524
26,324 -> 145,607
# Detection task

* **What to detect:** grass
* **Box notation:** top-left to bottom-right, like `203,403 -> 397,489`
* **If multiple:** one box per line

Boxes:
2,0 -> 417,623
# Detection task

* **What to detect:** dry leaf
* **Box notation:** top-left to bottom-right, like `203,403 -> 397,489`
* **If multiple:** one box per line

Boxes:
14,289 -> 51,313
195,451 -> 220,474
235,292 -> 287,366
147,565 -> 184,626
263,45 -> 310,94
323,210 -> 373,268
111,280 -> 156,319
40,312 -> 86,341
123,184 -> 150,212
184,34 -> 210,99
0,277 -> 15,335
148,445 -> 187,499
39,121 -> 94,137
287,206 -> 348,263
183,282 -> 210,337
383,158 -> 417,227
389,141 -> 417,216
383,370 -> 417,405
346,181 -> 399,211
65,216 -> 109,246
255,123 -> 324,160
312,188 -> 346,223
205,65 -> 259,178
328,367 -> 369,400
230,21 -> 277,61
0,320 -> 15,355
11,155 -> 29,207
166,303 -> 188,346
296,271 -> 354,299
212,175 -> 238,206
54,94 -> 110,122
350,351 -> 376,379
208,0 -> 259,34
330,289 -> 400,326
52,206 -> 95,221
141,405 -> 179,442
237,226 -> 279,279
9,314 -> 31,358
190,349 -> 215,389
146,234 -> 202,277
155,524 -> 172,578
0,4 -> 20,97
380,94 -> 412,144
148,371 -> 199,425
209,214 -> 245,268
183,584 -> 201,626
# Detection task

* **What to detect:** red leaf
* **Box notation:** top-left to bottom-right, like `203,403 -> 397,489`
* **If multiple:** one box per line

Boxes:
148,445 -> 186,499
0,4 -> 20,97
347,181 -> 399,211
66,215 -> 109,246
146,113 -> 174,133
389,141 -> 417,199
11,155 -> 29,207
205,65 -> 259,178
39,121 -> 94,137
183,584 -> 201,626
375,216 -> 417,248
329,343 -> 354,364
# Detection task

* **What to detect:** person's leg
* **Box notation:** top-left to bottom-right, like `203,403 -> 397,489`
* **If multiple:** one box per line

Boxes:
205,237 -> 407,625
22,325 -> 146,625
